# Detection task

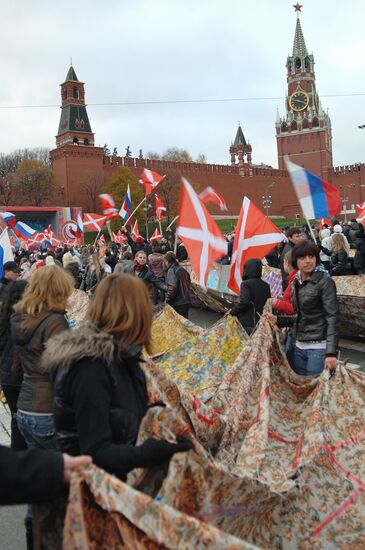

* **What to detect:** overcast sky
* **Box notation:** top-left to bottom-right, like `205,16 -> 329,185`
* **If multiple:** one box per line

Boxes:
1,0 -> 365,168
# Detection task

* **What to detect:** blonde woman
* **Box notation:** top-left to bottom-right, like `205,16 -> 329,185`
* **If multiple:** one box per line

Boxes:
80,253 -> 104,295
11,266 -> 73,451
331,233 -> 348,276
44,274 -> 192,480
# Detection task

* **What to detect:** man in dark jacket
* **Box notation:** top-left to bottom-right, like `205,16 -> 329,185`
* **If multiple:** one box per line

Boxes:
0,261 -> 20,299
230,259 -> 271,335
164,252 -> 191,318
0,445 -> 91,505
176,238 -> 188,262
354,228 -> 365,274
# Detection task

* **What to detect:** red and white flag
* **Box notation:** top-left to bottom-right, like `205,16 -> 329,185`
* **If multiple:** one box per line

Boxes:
131,220 -> 141,238
318,217 -> 332,230
199,186 -> 228,212
177,178 -> 227,287
98,194 -> 118,219
83,213 -> 107,232
150,228 -> 162,241
44,225 -> 61,248
139,169 -> 165,197
357,207 -> 365,226
356,201 -> 365,214
154,194 -> 167,221
228,197 -> 285,294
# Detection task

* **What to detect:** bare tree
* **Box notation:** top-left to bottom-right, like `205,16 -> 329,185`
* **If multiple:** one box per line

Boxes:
80,173 -> 105,212
14,159 -> 56,206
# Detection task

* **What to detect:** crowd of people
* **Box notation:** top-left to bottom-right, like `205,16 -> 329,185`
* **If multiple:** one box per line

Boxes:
0,218 -> 361,548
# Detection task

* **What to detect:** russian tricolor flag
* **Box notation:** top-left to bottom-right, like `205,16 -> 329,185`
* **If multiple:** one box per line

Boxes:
14,221 -> 36,240
0,228 -> 15,277
0,211 -> 17,228
119,184 -> 132,224
285,158 -> 341,220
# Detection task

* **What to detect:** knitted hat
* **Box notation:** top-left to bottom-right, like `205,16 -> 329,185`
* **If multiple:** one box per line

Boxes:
135,236 -> 145,244
62,251 -> 75,267
45,256 -> 56,266
333,224 -> 342,234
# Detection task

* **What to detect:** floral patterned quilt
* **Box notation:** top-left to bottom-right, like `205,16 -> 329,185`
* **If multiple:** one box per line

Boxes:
153,310 -> 247,401
63,308 -> 365,549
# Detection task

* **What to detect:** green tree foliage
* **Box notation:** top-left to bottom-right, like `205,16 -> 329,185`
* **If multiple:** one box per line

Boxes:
102,166 -> 145,231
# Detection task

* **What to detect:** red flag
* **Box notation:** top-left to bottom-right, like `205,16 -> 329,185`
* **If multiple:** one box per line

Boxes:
83,213 -> 107,231
98,194 -> 118,219
150,228 -> 162,241
131,220 -> 141,238
228,197 -> 285,294
177,178 -> 227,287
318,217 -> 332,230
139,169 -> 165,197
357,207 -> 365,226
154,194 -> 167,221
44,225 -> 61,248
356,201 -> 365,214
198,186 -> 228,212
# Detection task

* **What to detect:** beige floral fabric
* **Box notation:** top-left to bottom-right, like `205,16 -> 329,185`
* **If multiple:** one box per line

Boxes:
63,306 -> 365,549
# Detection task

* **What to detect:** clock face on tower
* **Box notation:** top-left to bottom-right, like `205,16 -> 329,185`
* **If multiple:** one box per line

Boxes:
289,91 -> 309,112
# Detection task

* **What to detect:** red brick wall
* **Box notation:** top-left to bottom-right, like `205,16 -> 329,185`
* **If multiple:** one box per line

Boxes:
51,147 -> 365,220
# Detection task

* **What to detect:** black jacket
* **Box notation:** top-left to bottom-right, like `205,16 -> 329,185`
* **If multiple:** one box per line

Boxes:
10,311 -> 69,413
45,324 -> 191,480
176,243 -> 188,262
0,445 -> 64,505
278,268 -> 338,356
135,265 -> 167,293
0,318 -> 20,386
230,259 -> 271,334
331,250 -> 348,276
166,262 -> 191,308
353,232 -> 365,272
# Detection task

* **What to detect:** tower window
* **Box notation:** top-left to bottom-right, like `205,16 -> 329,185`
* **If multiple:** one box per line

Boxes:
304,56 -> 310,69
312,117 -> 319,127
281,122 -> 288,132
303,118 -> 309,129
291,120 -> 298,131
73,137 -> 79,145
73,86 -> 79,99
84,138 -> 89,145
295,57 -> 301,69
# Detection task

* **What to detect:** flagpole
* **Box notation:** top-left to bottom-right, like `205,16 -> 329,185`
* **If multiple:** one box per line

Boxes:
124,197 -> 146,226
106,220 -> 113,242
158,220 -> 162,236
93,229 -> 102,246
166,215 -> 178,232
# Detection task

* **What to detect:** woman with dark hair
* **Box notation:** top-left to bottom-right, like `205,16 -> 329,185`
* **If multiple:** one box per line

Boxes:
277,240 -> 338,376
133,250 -> 166,304
0,279 -> 28,450
45,274 -> 193,481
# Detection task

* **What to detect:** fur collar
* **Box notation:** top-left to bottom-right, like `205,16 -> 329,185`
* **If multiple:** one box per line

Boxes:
42,321 -> 115,373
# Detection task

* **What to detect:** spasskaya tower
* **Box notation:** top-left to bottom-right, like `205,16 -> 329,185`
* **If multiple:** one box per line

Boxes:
276,4 -> 333,180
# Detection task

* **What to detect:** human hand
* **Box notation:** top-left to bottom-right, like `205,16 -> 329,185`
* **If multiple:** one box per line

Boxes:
63,453 -> 92,483
325,357 -> 337,371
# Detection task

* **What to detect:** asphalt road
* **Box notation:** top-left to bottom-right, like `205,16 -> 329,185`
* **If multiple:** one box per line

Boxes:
1,307 -> 364,549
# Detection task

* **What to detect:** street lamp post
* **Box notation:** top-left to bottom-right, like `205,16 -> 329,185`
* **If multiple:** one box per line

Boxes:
339,184 -> 355,223
262,182 -> 275,216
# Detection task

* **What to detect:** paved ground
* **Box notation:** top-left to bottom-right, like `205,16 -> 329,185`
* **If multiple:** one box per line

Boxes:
1,307 -> 364,549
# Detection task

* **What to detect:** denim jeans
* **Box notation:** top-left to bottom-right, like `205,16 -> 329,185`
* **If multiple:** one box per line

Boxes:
16,411 -> 58,451
285,330 -> 296,368
292,346 -> 326,377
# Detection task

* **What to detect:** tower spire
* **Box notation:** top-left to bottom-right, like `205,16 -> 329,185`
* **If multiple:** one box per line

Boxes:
292,10 -> 308,58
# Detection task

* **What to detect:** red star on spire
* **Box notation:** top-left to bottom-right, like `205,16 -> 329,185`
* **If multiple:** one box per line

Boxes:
293,2 -> 303,12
